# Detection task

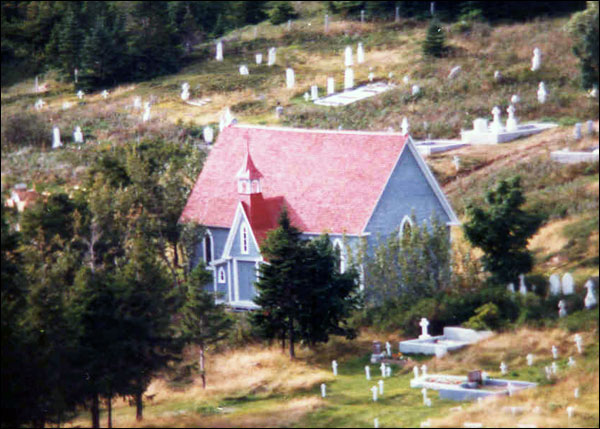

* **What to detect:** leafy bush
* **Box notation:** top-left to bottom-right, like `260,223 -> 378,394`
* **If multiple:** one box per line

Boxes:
464,303 -> 500,330
1,112 -> 51,149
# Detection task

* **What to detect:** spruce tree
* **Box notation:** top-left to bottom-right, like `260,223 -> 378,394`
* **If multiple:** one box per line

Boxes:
268,2 -> 298,25
422,18 -> 446,57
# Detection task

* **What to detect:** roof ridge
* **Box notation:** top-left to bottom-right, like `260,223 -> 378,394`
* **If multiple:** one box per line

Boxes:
231,123 -> 409,137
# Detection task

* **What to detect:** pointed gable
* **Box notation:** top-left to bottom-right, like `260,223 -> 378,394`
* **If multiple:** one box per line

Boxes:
180,125 -> 411,235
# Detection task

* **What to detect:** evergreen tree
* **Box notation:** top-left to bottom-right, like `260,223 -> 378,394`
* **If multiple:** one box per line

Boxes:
179,265 -> 232,389
56,4 -> 83,79
567,1 -> 599,89
269,2 -> 298,25
463,176 -> 543,286
422,18 -> 446,57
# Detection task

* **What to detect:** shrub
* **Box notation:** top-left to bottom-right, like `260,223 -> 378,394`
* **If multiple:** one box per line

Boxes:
268,2 -> 298,25
464,303 -> 500,330
1,112 -> 51,149
422,19 -> 446,58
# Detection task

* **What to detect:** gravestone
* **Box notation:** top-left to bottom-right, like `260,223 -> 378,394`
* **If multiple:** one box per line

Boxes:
303,92 -> 310,101
395,6 -> 400,22
412,85 -> 420,96
473,118 -> 489,133
268,47 -> 276,66
558,300 -> 568,318
545,365 -> 552,379
344,68 -> 354,90
332,360 -> 338,376
321,383 -> 326,398
255,53 -> 262,65
361,10 -> 365,23
551,345 -> 558,360
448,66 -> 461,80
380,362 -> 386,377
494,70 -> 503,82
311,85 -> 319,100
52,126 -> 62,149
500,362 -> 507,375
507,282 -> 515,293
368,72 -> 374,82
203,126 -> 214,143
374,418 -> 379,429
77,90 -> 84,100
378,379 -> 384,395
421,364 -> 427,376
181,82 -> 190,101
142,102 -> 151,122
551,361 -> 558,374
526,353 -> 534,366
385,341 -> 392,357
413,366 -> 420,379
531,48 -> 541,71
549,274 -> 561,295
537,82 -> 547,104
435,345 -> 447,358
519,274 -> 527,295
490,106 -> 504,133
567,406 -> 574,419
219,107 -> 235,131
587,120 -> 595,135
403,75 -> 410,84
574,387 -> 580,398
590,86 -> 599,98
506,105 -> 518,132
133,96 -> 142,110
584,279 -> 597,309
287,19 -> 291,31
574,334 -> 583,353
73,126 -> 84,144
419,318 -> 431,339
344,46 -> 353,67
216,41 -> 223,61
34,99 -> 45,110
324,14 -> 329,32
286,68 -> 295,89
562,273 -> 575,295
453,156 -> 461,171
365,365 -> 371,380
102,90 -> 109,99
568,356 -> 576,367
401,117 -> 410,135
573,123 -> 582,140
371,385 -> 378,401
327,77 -> 335,95
275,104 -> 283,118
357,43 -> 365,64
34,75 -> 39,93
511,94 -> 521,104
385,366 -> 392,377
239,65 -> 249,75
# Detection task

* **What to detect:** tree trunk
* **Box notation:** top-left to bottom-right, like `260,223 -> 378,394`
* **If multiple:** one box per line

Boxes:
288,318 -> 295,360
172,241 -> 179,269
107,391 -> 113,428
200,343 -> 206,389
91,392 -> 100,429
135,391 -> 143,421
281,333 -> 286,353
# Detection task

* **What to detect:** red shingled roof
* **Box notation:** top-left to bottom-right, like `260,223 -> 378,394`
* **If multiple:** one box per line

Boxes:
180,125 -> 408,236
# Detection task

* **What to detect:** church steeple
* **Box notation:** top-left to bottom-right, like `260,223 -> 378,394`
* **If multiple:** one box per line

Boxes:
237,139 -> 263,195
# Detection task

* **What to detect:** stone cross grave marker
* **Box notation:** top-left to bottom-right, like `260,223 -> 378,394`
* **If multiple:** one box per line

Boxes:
584,279 -> 597,309
365,365 -> 371,380
531,48 -> 541,71
216,41 -> 223,61
519,274 -> 527,295
562,273 -> 575,295
385,341 -> 391,357
378,379 -> 384,395
332,360 -> 338,376
558,300 -> 567,318
491,106 -> 503,133
574,334 -> 583,354
142,102 -> 151,122
500,361 -> 507,375
419,318 -> 431,339
52,126 -> 62,149
73,126 -> 83,144
549,274 -> 561,296
551,345 -> 558,360
77,90 -> 84,100
507,105 -> 518,131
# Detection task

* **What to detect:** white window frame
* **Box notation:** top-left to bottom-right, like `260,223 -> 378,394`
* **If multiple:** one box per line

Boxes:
218,266 -> 226,283
203,230 -> 214,266
240,224 -> 249,255
399,215 -> 414,239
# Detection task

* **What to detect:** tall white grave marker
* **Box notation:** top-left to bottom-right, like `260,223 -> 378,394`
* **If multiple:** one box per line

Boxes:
203,126 -> 214,143
401,117 -> 410,135
380,362 -> 386,378
133,96 -> 142,110
574,334 -> 583,354
413,366 -> 420,380
491,106 -> 503,133
181,82 -> 190,101
395,6 -> 400,22
421,364 -> 428,377
357,43 -> 365,64
558,300 -> 567,318
73,126 -> 84,144
321,383 -> 327,398
385,341 -> 391,357
332,360 -> 338,376
371,386 -> 378,401
500,361 -> 507,375
551,345 -> 558,360
324,14 -> 329,32
562,273 -> 575,295
255,53 -> 262,65
286,68 -> 295,89
574,123 -> 582,140
511,94 -> 521,104
519,274 -> 527,295
327,77 -> 335,95
77,90 -> 84,100
526,353 -> 534,366
311,85 -> 319,100
506,105 -> 518,131
411,85 -> 420,96
531,48 -> 542,71
549,274 -> 561,296
537,82 -> 547,104
365,365 -> 371,380
574,387 -> 580,398
344,46 -> 353,67
216,41 -> 223,61
344,68 -> 354,90
34,76 -> 39,93
361,10 -> 365,23
584,279 -> 597,309
419,318 -> 431,339
102,89 -> 109,99
142,102 -> 151,122
378,379 -> 384,395
268,47 -> 276,66
507,283 -> 515,293
52,126 -> 62,149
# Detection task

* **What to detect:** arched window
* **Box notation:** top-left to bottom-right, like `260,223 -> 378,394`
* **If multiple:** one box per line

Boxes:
218,267 -> 226,283
241,224 -> 249,254
399,215 -> 414,240
333,239 -> 346,273
203,231 -> 213,264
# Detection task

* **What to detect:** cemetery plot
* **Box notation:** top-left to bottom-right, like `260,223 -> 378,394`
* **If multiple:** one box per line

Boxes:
314,82 -> 396,107
399,326 -> 493,356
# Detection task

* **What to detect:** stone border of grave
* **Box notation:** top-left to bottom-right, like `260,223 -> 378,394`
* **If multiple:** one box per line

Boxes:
550,148 -> 599,164
414,140 -> 469,156
399,327 -> 494,355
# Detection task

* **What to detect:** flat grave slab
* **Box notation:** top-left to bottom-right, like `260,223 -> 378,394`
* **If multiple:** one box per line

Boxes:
314,82 -> 396,107
399,327 -> 493,355
550,148 -> 599,164
414,139 -> 470,156
461,122 -> 557,144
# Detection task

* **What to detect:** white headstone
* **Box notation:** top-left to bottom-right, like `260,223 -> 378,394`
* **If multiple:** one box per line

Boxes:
142,102 -> 151,122
374,418 -> 379,429
511,94 -> 520,104
219,107 -> 235,131
239,65 -> 249,75
518,274 -> 527,295
537,82 -> 547,104
473,118 -> 489,133
507,282 -> 515,293
101,90 -> 109,99
344,68 -> 354,90
545,365 -> 552,379
568,356 -> 576,368
566,406 -> 574,419
500,361 -> 508,375
558,300 -> 567,318
419,318 -> 430,339
216,41 -> 223,61
380,362 -> 386,378
268,47 -> 276,66
507,382 -> 514,396
368,72 -> 374,82
401,117 -> 410,135
562,273 -> 575,295
73,126 -> 83,144
506,105 -> 518,131
357,43 -> 365,64
574,334 -> 583,354
573,123 -> 582,140
311,85 -> 319,100
385,341 -> 391,357
77,90 -> 84,100
491,106 -> 504,133
590,86 -> 599,98
365,365 -> 371,380
421,364 -> 427,376
52,126 -> 62,149
331,360 -> 338,376
255,53 -> 262,65
327,77 -> 335,95
494,70 -> 503,82
133,96 -> 142,110
286,68 -> 295,89
34,98 -> 45,110
395,6 -> 400,22
203,126 -> 214,143
303,92 -> 310,101
361,10 -> 365,23
584,279 -> 597,309
531,48 -> 542,71
344,46 -> 353,67
453,156 -> 461,172
448,66 -> 461,80
526,353 -> 534,366
321,383 -> 327,398
385,365 -> 392,377
586,120 -> 595,135
413,366 -> 420,379
574,387 -> 580,398
378,379 -> 384,395
403,75 -> 410,84
551,345 -> 558,360
181,82 -> 190,101
324,14 -> 329,32
371,385 -> 378,402
549,274 -> 561,295
411,85 -> 420,96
